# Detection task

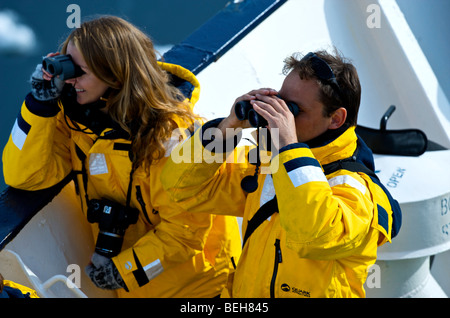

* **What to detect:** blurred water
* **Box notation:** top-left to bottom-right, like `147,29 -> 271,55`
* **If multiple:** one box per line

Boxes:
0,0 -> 228,191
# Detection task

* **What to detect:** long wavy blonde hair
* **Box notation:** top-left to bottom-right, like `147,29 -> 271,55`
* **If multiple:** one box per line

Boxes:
61,16 -> 198,170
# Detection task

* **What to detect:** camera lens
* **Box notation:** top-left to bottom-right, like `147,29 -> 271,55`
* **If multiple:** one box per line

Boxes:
96,231 -> 124,257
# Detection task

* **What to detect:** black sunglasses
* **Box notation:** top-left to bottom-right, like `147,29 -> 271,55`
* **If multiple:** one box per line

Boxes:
301,52 -> 343,100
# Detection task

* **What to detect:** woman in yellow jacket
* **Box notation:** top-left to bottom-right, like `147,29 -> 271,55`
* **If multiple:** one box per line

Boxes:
2,16 -> 241,298
162,50 -> 401,297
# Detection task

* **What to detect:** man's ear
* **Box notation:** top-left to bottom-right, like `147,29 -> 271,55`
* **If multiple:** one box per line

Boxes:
328,107 -> 347,129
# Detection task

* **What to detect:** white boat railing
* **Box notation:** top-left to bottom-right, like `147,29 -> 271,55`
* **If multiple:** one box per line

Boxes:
0,249 -> 87,298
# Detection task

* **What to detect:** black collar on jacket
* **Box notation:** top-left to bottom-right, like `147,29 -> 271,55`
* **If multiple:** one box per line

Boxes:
61,85 -> 129,139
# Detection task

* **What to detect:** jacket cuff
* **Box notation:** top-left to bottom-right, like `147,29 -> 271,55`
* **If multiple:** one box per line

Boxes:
200,118 -> 242,153
113,248 -> 164,292
25,93 -> 61,117
278,142 -> 309,154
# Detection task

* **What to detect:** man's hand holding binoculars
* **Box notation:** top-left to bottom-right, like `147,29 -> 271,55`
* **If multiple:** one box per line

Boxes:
218,88 -> 299,150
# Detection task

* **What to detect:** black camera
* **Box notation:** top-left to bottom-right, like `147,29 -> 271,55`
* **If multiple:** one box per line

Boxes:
235,95 -> 299,128
87,199 -> 139,258
42,54 -> 85,81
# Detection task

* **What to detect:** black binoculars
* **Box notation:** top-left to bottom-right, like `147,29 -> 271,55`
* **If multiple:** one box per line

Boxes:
235,95 -> 299,128
42,54 -> 85,81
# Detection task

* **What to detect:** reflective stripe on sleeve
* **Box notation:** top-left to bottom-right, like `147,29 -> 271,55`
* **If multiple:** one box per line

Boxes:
11,115 -> 31,150
283,157 -> 327,188
328,175 -> 367,195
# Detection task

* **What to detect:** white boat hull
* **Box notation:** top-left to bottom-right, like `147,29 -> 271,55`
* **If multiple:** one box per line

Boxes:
0,183 -> 116,298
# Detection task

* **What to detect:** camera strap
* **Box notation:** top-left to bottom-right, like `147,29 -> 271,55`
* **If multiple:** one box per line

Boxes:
242,196 -> 277,247
125,168 -> 135,211
74,145 -> 90,210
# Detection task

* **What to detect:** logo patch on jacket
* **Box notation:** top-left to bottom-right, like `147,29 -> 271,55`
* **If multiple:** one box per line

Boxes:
89,153 -> 109,175
281,283 -> 311,297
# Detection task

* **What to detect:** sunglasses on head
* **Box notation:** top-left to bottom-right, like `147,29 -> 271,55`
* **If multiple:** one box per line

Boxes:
301,52 -> 343,100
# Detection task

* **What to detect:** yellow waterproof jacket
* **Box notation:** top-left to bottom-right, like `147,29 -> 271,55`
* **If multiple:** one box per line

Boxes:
162,120 -> 401,298
2,63 -> 241,298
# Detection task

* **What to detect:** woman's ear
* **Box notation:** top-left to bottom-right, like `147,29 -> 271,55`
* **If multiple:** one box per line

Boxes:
328,107 -> 347,129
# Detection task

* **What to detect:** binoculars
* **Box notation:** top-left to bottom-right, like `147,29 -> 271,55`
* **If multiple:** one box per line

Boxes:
42,54 -> 84,81
235,96 -> 299,128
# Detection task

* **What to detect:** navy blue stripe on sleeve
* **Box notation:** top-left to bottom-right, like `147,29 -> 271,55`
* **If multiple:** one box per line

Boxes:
17,112 -> 31,135
283,157 -> 321,173
279,143 -> 309,154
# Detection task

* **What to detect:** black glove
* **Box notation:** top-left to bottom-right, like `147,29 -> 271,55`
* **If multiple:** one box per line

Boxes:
85,253 -> 126,290
30,63 -> 65,101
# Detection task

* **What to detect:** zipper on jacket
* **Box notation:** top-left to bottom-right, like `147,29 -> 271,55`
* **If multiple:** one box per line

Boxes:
135,185 -> 152,225
270,239 -> 282,298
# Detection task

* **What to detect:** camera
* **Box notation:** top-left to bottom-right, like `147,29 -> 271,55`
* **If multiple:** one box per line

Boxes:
42,54 -> 85,81
235,95 -> 299,128
87,199 -> 139,258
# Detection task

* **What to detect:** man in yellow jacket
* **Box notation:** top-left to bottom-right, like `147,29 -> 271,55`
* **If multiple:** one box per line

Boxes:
162,50 -> 401,298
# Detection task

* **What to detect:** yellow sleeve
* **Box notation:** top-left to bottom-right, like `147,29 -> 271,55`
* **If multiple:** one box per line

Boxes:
2,94 -> 72,190
272,143 -> 375,260
161,120 -> 255,217
113,211 -> 212,291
